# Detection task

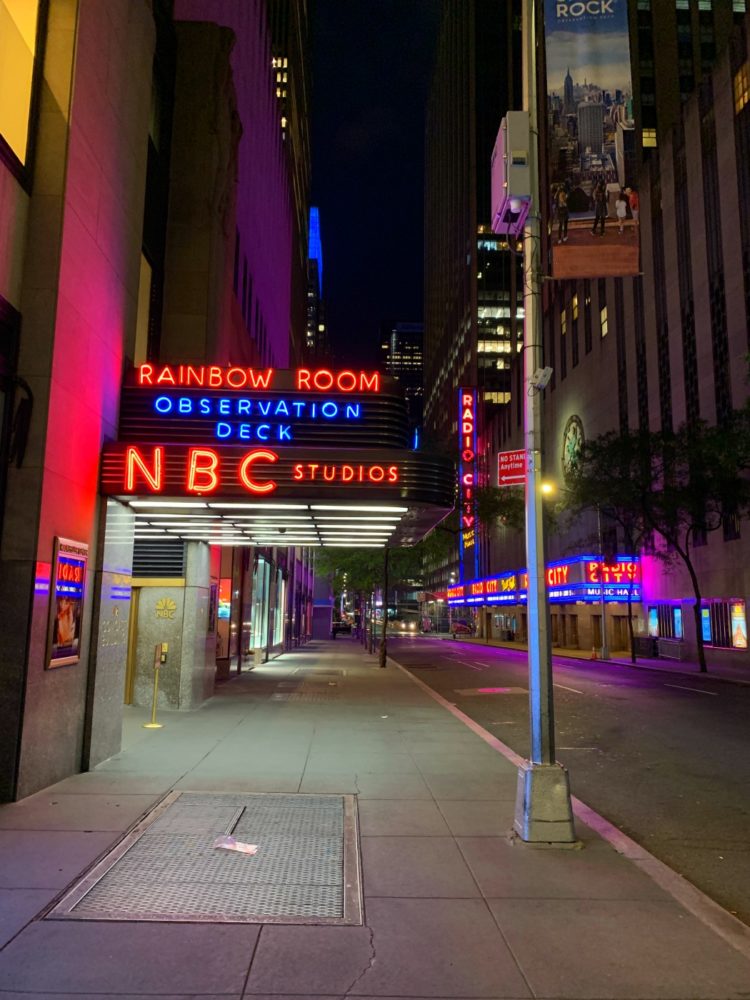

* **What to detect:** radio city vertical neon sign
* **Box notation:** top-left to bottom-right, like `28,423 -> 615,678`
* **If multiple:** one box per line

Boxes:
458,388 -> 479,581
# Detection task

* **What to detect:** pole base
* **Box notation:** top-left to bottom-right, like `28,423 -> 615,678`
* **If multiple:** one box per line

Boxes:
513,760 -> 576,843
142,723 -> 163,729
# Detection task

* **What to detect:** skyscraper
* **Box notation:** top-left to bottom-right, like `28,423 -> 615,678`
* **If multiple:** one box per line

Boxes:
423,0 -> 522,586
577,101 -> 604,155
563,66 -> 574,115
381,322 -> 424,432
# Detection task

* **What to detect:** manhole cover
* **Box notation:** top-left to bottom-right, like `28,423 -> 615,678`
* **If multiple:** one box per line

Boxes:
48,792 -> 362,925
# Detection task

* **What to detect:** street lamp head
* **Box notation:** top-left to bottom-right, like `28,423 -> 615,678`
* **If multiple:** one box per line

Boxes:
541,481 -> 556,496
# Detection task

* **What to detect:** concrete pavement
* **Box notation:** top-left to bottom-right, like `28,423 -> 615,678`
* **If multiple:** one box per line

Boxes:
0,639 -> 749,998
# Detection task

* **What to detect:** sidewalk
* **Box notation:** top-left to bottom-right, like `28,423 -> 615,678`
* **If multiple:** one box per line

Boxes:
0,639 -> 748,998
434,633 -> 750,685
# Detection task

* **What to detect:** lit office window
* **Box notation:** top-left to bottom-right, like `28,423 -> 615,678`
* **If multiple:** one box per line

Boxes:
734,62 -> 749,115
600,306 -> 608,337
642,128 -> 657,147
0,0 -> 41,166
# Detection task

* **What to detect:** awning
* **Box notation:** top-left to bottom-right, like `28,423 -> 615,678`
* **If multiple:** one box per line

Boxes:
100,365 -> 455,547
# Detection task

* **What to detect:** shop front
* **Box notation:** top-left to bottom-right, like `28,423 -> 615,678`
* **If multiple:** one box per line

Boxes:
92,364 -> 454,752
448,555 -> 643,653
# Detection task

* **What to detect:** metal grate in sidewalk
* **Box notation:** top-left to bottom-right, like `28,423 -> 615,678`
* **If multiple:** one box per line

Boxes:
48,792 -> 362,925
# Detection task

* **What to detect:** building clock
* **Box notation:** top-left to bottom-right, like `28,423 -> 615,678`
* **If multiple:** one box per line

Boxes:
561,414 -> 584,478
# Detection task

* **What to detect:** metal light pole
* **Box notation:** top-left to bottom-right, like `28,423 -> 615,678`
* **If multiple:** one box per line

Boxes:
514,0 -> 575,843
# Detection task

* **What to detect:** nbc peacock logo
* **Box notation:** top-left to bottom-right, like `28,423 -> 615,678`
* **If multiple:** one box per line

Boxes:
155,597 -> 177,620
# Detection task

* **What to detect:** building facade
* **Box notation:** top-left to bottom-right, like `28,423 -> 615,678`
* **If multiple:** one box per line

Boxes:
423,0 -> 523,588
0,0 -> 314,802
380,322 -> 424,434
450,2 -> 750,668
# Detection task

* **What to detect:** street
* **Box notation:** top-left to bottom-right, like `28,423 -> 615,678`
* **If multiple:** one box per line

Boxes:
389,636 -> 750,925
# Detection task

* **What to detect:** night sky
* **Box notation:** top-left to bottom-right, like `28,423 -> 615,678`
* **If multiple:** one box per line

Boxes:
310,0 -> 441,364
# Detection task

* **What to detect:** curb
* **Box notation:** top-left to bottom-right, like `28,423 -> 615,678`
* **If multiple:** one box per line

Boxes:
389,654 -> 750,962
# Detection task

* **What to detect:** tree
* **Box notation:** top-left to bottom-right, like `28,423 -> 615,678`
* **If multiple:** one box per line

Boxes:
564,428 -> 659,663
475,485 -> 526,532
566,415 -> 750,672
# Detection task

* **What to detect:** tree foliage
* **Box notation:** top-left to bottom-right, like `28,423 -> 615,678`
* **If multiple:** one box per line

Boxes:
565,413 -> 750,671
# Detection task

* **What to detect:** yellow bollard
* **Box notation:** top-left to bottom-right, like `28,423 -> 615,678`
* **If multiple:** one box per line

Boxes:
143,643 -> 167,729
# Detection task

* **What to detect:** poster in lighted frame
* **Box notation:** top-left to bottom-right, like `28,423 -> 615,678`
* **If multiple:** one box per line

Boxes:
46,537 -> 88,669
730,601 -> 747,649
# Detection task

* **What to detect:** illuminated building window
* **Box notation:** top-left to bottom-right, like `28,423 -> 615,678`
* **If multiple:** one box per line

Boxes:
0,0 -> 41,168
643,128 -> 657,147
734,62 -> 749,115
483,391 -> 511,403
600,306 -> 608,337
572,295 -> 578,321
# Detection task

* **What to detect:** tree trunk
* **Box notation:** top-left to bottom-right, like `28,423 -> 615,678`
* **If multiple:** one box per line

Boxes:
379,548 -> 389,668
682,551 -> 707,672
627,581 -> 637,664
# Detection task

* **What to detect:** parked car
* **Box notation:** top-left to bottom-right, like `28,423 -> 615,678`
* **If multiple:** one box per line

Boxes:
332,621 -> 352,636
451,622 -> 472,637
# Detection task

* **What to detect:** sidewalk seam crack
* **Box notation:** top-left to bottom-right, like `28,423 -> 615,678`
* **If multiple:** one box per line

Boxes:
341,923 -> 376,997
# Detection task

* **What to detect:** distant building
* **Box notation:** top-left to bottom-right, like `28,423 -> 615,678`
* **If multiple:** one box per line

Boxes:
381,323 -> 424,431
615,120 -> 636,189
577,101 -> 604,155
306,206 -> 328,359
563,67 -> 575,116
423,0 -> 523,587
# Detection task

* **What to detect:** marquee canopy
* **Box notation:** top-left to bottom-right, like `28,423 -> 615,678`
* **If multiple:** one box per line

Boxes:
100,365 -> 455,547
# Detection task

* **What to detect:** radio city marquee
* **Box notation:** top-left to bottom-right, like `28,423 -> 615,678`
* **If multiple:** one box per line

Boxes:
458,387 -> 479,580
447,556 -> 641,606
100,365 -> 454,508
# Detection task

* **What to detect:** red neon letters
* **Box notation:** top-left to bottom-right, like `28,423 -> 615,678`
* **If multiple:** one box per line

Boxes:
187,449 -> 220,494
292,463 -> 398,484
459,390 -> 477,548
137,365 -> 274,390
585,561 -> 639,584
126,446 -> 164,492
295,368 -> 380,393
124,447 -> 279,495
135,364 -> 382,394
238,450 -> 278,494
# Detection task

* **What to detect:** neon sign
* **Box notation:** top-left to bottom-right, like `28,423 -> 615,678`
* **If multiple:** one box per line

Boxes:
135,365 -> 381,393
585,560 -> 639,584
448,556 -> 642,606
107,445 -> 404,498
458,387 -> 479,580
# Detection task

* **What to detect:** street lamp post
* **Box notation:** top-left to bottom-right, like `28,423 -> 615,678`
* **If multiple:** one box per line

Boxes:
514,0 -> 576,843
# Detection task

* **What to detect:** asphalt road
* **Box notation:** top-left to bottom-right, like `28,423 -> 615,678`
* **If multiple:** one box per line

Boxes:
388,635 -> 750,925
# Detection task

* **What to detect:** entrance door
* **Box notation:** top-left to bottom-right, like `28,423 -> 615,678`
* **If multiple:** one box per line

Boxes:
612,615 -> 629,651
592,614 -> 602,649
567,614 -> 579,648
124,587 -> 141,704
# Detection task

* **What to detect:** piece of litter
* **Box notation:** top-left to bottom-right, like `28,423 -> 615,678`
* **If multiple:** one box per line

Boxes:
213,835 -> 258,855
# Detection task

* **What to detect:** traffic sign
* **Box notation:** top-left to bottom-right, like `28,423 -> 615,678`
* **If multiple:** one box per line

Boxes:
498,449 -> 525,486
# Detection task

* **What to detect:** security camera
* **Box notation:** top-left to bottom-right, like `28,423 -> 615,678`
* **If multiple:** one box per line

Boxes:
530,366 -> 553,389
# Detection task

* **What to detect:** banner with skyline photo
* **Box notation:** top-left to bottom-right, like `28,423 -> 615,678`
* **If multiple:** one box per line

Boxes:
543,0 -> 640,278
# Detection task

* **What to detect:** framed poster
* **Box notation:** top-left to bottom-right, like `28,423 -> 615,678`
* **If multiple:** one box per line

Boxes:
46,537 -> 88,668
